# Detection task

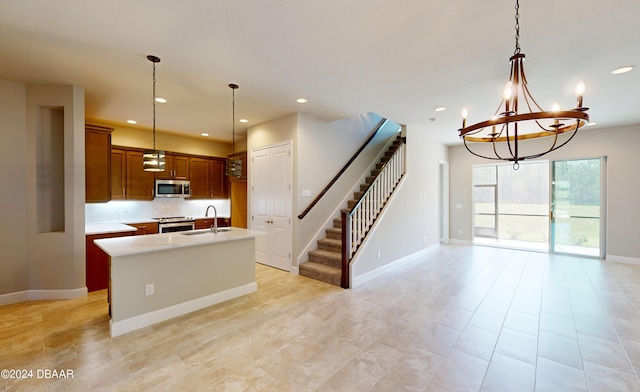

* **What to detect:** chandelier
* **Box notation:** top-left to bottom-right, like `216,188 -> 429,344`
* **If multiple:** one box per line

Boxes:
458,0 -> 589,170
225,83 -> 242,177
142,55 -> 166,172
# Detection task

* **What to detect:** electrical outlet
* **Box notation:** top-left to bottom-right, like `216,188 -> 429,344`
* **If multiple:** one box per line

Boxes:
377,250 -> 381,259
424,236 -> 427,243
145,283 -> 154,296
459,230 -> 463,235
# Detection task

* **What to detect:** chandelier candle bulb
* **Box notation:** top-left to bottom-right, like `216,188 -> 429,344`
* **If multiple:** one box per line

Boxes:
503,82 -> 513,112
575,81 -> 585,108
461,108 -> 468,128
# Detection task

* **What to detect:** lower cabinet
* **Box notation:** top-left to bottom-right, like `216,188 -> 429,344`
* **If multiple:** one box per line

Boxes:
195,218 -> 230,229
127,222 -> 159,235
86,231 -> 134,292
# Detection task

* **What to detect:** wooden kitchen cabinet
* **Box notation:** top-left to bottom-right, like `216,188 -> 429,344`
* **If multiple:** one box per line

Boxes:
155,153 -> 190,180
127,222 -> 159,235
127,150 -> 155,200
195,217 -> 230,229
111,147 -> 155,200
86,231 -> 134,292
189,157 -> 211,198
110,148 -> 127,200
228,151 -> 247,228
210,158 -> 228,199
85,125 -> 113,203
189,157 -> 228,199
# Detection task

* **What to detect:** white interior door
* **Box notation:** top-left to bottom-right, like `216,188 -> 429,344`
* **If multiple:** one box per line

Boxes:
251,142 -> 292,271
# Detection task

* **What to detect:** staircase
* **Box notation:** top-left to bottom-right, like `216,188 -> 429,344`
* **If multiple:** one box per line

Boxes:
299,135 -> 405,287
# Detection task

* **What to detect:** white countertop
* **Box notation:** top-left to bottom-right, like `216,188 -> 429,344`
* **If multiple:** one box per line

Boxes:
86,222 -> 138,235
94,227 -> 263,257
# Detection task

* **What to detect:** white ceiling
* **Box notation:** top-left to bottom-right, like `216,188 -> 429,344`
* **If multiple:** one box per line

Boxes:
1,0 -> 639,146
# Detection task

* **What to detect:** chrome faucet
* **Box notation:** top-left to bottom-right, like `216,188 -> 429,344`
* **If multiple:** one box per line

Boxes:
204,205 -> 218,233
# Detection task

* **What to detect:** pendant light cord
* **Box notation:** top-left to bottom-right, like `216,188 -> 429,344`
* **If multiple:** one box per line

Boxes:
232,86 -> 235,155
514,0 -> 521,55
152,60 -> 157,150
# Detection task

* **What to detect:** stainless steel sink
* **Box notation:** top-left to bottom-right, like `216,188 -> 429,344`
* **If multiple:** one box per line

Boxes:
181,228 -> 232,235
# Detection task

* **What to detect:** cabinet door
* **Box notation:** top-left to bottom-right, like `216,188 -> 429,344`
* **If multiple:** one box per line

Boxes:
210,158 -> 228,199
155,154 -> 190,180
173,155 -> 190,180
86,231 -> 133,292
128,222 -> 159,235
154,154 -> 174,180
85,126 -> 113,202
111,149 -> 126,200
195,218 -> 215,229
189,157 -> 210,198
126,151 -> 155,200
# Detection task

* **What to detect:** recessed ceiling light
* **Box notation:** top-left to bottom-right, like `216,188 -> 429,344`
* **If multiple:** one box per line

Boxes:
126,120 -> 137,124
155,97 -> 167,103
201,133 -> 209,137
239,119 -> 248,123
296,98 -> 307,104
434,107 -> 446,112
611,66 -> 634,75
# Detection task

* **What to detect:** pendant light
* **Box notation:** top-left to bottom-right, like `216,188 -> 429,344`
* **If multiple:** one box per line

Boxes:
225,83 -> 242,177
143,55 -> 165,172
458,0 -> 589,170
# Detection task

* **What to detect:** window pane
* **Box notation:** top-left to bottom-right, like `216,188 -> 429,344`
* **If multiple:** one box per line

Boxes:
473,166 -> 496,185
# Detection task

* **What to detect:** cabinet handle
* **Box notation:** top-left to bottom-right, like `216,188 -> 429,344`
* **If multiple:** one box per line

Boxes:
122,187 -> 125,198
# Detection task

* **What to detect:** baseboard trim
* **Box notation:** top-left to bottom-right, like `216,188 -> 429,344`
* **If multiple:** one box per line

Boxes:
0,287 -> 87,306
607,254 -> 640,265
291,266 -> 300,275
109,282 -> 258,338
449,239 -> 472,245
352,244 -> 439,288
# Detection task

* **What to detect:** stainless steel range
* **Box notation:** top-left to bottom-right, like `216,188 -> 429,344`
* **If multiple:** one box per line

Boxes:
152,216 -> 195,233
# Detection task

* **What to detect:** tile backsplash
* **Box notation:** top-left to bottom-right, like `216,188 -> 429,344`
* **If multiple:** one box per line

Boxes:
85,198 -> 231,223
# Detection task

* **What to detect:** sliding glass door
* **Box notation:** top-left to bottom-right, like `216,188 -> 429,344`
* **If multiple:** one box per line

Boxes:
551,158 -> 605,257
473,162 -> 549,251
472,158 -> 605,257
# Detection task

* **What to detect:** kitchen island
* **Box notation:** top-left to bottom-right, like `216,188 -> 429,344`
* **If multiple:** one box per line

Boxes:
94,228 -> 263,337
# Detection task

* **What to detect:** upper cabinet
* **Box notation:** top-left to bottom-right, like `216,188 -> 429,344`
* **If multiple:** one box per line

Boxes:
111,147 -> 155,200
189,156 -> 228,199
155,153 -> 190,180
85,125 -> 113,203
209,158 -> 228,199
85,138 -> 231,202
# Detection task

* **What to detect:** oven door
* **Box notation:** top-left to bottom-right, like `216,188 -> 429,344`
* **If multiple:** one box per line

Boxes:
159,221 -> 195,233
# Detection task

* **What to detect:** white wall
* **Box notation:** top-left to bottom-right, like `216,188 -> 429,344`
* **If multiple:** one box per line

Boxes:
247,112 -> 402,271
296,113 -> 396,265
448,123 -> 640,260
351,124 -> 448,279
0,79 -> 29,295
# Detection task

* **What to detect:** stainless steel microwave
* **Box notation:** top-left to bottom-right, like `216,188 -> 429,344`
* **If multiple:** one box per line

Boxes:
155,179 -> 190,198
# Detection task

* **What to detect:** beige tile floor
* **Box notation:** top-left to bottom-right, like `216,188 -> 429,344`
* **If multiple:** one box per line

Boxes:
3,245 -> 640,391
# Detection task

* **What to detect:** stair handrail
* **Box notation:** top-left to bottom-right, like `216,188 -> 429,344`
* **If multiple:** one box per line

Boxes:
297,118 -> 388,220
347,136 -> 406,215
341,136 -> 407,288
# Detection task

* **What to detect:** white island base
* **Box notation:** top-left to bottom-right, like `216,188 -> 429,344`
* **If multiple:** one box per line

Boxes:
95,229 -> 260,337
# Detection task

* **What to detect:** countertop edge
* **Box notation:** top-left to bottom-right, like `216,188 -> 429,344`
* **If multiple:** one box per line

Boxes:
94,228 -> 264,257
